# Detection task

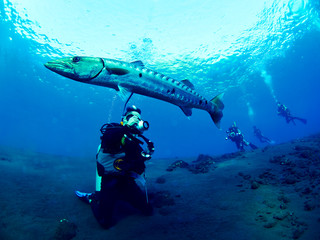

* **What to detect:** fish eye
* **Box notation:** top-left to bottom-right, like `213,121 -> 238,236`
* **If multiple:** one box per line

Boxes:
72,57 -> 81,63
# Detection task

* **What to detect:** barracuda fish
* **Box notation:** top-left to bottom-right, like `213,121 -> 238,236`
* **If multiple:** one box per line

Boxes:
44,56 -> 224,127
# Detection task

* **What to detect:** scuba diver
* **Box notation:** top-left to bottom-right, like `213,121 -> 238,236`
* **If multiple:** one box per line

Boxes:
253,126 -> 271,144
225,122 -> 257,151
277,102 -> 307,125
75,105 -> 155,229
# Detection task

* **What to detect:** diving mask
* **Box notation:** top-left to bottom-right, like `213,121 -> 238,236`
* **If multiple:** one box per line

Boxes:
123,111 -> 149,132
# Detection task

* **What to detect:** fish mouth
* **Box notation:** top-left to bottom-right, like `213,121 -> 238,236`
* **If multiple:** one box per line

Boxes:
44,61 -> 72,72
44,60 -> 78,80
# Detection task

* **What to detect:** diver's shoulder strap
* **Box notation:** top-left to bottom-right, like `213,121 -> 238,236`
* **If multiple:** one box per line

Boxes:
100,122 -> 123,134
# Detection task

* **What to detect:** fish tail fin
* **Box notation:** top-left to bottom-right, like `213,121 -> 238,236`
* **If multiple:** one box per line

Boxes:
209,93 -> 224,129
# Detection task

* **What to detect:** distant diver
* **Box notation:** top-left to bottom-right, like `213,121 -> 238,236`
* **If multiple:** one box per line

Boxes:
75,105 -> 155,229
44,56 -> 224,128
277,102 -> 307,125
226,122 -> 258,151
253,126 -> 271,144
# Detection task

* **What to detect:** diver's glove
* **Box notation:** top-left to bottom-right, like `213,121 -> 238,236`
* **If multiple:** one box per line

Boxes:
136,134 -> 154,158
141,151 -> 152,160
140,140 -> 154,161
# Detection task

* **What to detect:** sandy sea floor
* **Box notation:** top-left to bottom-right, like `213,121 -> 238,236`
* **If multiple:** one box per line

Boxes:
0,134 -> 320,240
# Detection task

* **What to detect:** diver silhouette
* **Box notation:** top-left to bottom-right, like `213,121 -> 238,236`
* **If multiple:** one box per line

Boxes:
225,122 -> 258,151
253,126 -> 271,144
277,102 -> 307,125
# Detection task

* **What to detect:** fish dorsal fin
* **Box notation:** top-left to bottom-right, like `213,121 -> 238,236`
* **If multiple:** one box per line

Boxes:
130,60 -> 145,67
181,79 -> 195,90
117,85 -> 132,101
179,106 -> 192,117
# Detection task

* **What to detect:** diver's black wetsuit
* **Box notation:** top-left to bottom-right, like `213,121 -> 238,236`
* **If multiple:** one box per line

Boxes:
226,126 -> 257,151
277,104 -> 307,125
91,124 -> 153,229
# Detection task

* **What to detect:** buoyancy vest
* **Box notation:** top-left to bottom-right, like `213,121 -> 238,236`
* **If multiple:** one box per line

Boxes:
97,123 -> 149,176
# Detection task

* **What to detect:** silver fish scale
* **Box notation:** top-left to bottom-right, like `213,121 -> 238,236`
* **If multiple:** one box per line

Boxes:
103,58 -> 212,110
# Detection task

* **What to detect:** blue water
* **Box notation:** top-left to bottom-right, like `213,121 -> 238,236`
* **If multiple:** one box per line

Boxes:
1,0 -> 320,159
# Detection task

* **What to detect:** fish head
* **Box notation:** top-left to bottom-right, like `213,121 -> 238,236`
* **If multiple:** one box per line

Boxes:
44,56 -> 104,82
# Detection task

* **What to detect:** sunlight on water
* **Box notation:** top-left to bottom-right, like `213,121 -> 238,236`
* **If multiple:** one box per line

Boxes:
3,0 -> 269,58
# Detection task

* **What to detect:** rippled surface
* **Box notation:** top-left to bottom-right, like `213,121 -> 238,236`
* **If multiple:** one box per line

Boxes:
3,0 -> 319,93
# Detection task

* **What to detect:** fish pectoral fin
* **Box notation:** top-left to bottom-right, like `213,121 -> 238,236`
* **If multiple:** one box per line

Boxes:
179,106 -> 192,116
130,60 -> 145,67
181,79 -> 195,90
109,68 -> 129,76
117,85 -> 132,101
